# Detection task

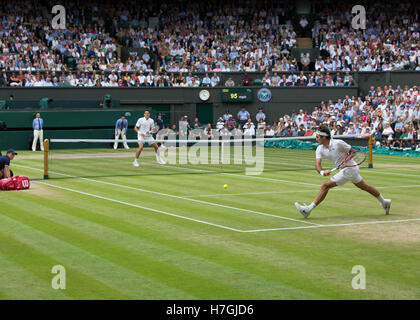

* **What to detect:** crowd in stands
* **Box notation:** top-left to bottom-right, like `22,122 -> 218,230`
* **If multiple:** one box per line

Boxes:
170,84 -> 420,150
0,0 -> 418,87
258,70 -> 354,86
311,1 -> 420,71
0,0 -> 299,77
0,69 -> 356,87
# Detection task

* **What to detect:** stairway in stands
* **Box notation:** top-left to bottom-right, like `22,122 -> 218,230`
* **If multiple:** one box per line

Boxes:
295,0 -> 313,49
297,38 -> 313,49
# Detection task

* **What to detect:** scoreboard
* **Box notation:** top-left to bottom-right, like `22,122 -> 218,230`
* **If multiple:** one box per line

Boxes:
221,88 -> 253,102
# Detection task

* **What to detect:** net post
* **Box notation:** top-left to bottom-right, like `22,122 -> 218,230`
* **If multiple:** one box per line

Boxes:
43,139 -> 49,179
368,134 -> 373,168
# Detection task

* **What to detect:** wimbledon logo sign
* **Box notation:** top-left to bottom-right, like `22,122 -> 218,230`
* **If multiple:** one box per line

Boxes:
257,88 -> 272,102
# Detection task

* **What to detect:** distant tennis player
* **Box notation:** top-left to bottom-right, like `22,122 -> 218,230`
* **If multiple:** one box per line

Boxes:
133,110 -> 166,167
295,125 -> 391,218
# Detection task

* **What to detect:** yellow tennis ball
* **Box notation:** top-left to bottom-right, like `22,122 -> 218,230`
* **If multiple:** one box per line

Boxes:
223,184 -> 228,189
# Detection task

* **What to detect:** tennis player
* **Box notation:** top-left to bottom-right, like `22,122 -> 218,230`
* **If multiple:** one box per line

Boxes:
133,110 -> 166,166
295,125 -> 391,218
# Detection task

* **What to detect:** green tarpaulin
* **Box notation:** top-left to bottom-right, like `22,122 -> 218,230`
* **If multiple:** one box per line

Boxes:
264,139 -> 420,157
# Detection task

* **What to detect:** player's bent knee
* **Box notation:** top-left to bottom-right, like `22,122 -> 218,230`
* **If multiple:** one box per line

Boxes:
322,180 -> 336,190
321,182 -> 331,191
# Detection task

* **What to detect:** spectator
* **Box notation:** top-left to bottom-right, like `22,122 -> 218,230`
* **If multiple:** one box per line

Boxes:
210,73 -> 220,87
265,125 -> 275,136
300,53 -> 311,71
156,113 -> 164,131
243,122 -> 255,136
256,108 -> 266,122
241,73 -> 253,86
225,115 -> 236,130
382,123 -> 394,139
237,107 -> 251,126
222,110 -> 232,121
225,77 -> 235,87
204,124 -> 213,139
216,117 -> 225,130
191,117 -> 202,129
201,73 -> 211,87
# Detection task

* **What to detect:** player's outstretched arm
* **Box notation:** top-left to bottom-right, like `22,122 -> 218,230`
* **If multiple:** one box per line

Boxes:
316,158 -> 331,176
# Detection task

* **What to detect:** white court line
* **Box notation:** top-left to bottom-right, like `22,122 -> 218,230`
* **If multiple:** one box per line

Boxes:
145,162 -> 321,187
33,181 -> 420,234
363,170 -> 420,178
242,218 -> 420,233
15,164 -> 420,232
14,164 -> 321,226
34,181 -> 243,233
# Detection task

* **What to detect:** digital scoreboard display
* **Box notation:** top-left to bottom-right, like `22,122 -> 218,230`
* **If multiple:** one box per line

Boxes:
221,88 -> 253,102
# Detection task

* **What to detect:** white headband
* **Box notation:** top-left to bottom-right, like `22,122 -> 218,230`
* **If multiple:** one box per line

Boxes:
316,131 -> 330,137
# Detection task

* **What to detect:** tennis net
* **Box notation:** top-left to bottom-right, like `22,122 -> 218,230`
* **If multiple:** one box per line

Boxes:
43,134 -> 373,179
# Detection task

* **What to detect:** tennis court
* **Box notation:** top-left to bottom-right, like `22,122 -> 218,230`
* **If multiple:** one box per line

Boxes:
1,141 -> 420,299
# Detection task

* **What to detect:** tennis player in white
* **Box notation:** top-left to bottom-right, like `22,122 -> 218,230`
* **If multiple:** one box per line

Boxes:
133,110 -> 166,166
295,125 -> 391,218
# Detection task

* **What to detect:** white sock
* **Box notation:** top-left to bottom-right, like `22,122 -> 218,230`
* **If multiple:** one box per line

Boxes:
376,194 -> 385,206
308,202 -> 316,211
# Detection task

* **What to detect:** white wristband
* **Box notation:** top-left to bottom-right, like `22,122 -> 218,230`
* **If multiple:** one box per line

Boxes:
320,170 -> 325,176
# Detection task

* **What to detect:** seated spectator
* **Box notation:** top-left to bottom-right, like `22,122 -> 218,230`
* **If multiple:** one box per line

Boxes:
237,107 -> 251,126
216,117 -> 225,130
297,124 -> 306,136
265,125 -> 275,136
201,73 -> 211,87
203,124 -> 213,139
382,122 -> 394,138
210,73 -> 220,87
241,73 -> 253,86
257,118 -> 266,130
191,117 -> 202,129
222,110 -> 232,121
220,124 -> 232,136
225,77 -> 235,87
256,108 -> 266,122
300,53 -> 311,71
231,124 -> 243,137
243,122 -> 255,136
226,115 -> 237,130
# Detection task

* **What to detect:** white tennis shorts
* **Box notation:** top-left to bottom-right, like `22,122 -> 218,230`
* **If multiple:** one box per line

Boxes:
331,166 -> 363,186
138,134 -> 155,145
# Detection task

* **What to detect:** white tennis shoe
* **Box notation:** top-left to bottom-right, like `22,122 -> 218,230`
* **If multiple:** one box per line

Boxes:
133,159 -> 139,167
383,199 -> 392,215
295,202 -> 312,218
156,155 -> 166,165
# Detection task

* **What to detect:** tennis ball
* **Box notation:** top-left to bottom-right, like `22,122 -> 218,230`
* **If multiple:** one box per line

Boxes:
223,184 -> 228,189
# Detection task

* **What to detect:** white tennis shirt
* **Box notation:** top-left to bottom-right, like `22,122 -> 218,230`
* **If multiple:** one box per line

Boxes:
316,139 -> 355,167
135,117 -> 155,136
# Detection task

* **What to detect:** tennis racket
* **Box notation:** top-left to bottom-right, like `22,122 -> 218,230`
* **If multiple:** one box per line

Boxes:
330,150 -> 366,172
